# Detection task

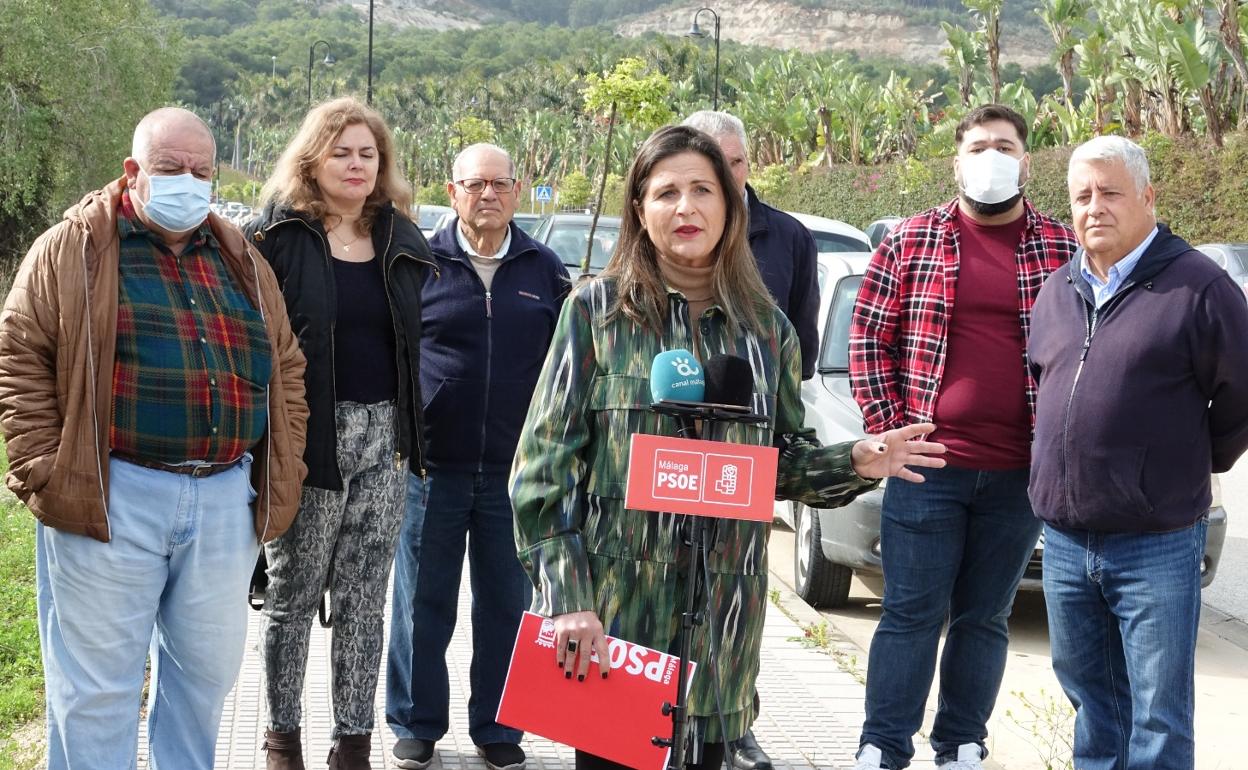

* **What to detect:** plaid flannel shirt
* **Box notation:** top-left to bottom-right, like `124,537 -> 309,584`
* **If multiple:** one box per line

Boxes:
849,198 -> 1078,434
111,190 -> 272,464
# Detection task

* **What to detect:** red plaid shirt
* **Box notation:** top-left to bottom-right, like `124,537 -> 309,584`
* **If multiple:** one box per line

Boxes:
849,198 -> 1078,434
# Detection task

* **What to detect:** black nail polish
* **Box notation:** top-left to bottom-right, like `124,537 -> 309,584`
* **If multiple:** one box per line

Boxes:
564,671 -> 571,679
601,671 -> 609,679
577,674 -> 585,682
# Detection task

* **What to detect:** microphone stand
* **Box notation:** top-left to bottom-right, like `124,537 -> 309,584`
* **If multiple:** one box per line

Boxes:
646,401 -> 769,770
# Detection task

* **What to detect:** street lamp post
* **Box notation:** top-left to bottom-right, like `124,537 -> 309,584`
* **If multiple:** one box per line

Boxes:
366,0 -> 375,105
306,40 -> 336,108
686,7 -> 721,110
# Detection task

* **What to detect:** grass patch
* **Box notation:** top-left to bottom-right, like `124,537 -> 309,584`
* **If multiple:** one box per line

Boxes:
0,443 -> 44,765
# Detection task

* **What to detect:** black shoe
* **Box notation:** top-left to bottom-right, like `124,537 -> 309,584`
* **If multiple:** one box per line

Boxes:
731,730 -> 774,770
393,738 -> 435,770
476,742 -> 527,770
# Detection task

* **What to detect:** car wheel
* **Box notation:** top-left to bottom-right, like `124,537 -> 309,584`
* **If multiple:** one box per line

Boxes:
793,502 -> 853,608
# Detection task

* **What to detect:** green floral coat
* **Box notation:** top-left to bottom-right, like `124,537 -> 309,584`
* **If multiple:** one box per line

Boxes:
510,278 -> 877,741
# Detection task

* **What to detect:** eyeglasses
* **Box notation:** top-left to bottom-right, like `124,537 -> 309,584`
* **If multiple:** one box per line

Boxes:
454,177 -> 517,194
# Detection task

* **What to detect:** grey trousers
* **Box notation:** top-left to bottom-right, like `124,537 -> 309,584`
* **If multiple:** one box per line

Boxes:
262,400 -> 406,737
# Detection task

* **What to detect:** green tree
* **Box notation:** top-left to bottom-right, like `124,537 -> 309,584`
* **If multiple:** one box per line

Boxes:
0,0 -> 177,263
558,170 -> 592,209
580,56 -> 673,274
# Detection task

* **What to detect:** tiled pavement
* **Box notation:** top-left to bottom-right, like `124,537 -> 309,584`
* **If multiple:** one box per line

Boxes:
140,568 -> 945,770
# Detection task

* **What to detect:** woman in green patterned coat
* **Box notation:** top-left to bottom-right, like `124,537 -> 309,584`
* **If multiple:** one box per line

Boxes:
510,125 -> 946,769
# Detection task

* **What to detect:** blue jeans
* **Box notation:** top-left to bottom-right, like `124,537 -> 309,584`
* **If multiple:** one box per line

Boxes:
37,455 -> 260,770
1043,521 -> 1206,770
386,469 -> 530,745
860,466 -> 1040,769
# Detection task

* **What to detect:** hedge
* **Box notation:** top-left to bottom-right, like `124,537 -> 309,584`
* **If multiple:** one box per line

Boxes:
754,132 -> 1248,246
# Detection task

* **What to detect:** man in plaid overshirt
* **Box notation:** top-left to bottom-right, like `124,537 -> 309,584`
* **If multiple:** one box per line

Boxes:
844,104 -> 1078,770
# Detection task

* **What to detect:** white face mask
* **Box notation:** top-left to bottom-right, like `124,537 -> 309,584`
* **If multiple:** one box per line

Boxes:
958,149 -> 1022,205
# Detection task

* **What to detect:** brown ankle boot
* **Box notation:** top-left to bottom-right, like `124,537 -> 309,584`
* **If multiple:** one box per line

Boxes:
327,733 -> 371,770
262,727 -> 305,770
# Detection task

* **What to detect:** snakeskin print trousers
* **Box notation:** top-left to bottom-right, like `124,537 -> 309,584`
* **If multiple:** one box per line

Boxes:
262,400 -> 406,737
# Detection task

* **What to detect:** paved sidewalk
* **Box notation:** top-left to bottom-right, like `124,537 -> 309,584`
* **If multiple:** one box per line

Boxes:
140,568 -> 943,769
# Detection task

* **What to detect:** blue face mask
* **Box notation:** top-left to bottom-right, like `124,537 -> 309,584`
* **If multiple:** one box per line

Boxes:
139,169 -> 213,234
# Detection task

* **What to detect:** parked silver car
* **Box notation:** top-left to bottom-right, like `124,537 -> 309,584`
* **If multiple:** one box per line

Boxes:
783,253 -> 1228,607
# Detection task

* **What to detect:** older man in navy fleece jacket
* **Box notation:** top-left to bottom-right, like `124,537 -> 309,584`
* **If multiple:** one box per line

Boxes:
1027,135 -> 1248,770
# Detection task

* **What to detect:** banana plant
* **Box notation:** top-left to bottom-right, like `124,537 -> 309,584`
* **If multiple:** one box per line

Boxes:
1075,29 -> 1120,134
1037,0 -> 1091,105
964,0 -> 1004,102
1172,16 -> 1228,146
941,21 -> 986,107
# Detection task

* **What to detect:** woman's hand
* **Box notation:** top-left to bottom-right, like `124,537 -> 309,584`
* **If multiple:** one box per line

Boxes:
553,610 -> 611,682
851,422 -> 947,483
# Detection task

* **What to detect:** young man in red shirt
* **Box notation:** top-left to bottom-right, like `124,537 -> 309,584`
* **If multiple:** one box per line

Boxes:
847,104 -> 1078,770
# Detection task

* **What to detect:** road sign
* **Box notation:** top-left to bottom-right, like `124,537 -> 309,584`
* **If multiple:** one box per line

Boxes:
534,185 -> 553,202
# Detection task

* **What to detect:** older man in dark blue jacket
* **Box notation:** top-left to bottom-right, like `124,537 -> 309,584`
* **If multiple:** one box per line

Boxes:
386,143 -> 570,770
1028,135 -> 1248,770
684,111 -> 819,381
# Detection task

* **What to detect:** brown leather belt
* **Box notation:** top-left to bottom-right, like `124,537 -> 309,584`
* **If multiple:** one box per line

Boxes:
113,453 -> 243,478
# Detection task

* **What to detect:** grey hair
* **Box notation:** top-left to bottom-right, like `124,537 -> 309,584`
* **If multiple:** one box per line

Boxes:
132,107 -> 216,165
452,143 -> 515,179
681,110 -> 748,148
1068,135 -> 1151,192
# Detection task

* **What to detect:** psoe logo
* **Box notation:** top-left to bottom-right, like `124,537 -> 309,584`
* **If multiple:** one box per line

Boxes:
670,357 -> 700,378
536,618 -> 557,649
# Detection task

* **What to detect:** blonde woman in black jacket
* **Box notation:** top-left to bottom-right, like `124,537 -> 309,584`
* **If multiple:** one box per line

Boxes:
244,97 -> 435,770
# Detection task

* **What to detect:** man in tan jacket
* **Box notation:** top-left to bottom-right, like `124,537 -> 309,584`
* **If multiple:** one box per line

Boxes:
0,107 -> 307,770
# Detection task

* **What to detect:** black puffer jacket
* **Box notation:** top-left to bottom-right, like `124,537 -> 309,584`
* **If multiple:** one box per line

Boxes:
245,202 -> 435,490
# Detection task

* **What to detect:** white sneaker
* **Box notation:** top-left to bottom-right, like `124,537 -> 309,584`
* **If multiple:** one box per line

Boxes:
938,743 -> 984,770
846,744 -> 886,770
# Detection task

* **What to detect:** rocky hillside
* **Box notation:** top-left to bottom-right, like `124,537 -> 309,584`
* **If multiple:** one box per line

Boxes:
334,0 -> 485,30
616,0 -> 1052,66
326,0 -> 1053,66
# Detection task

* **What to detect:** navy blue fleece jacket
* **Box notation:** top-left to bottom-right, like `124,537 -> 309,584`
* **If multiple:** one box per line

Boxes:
747,185 -> 819,379
421,220 -> 570,471
1027,224 -> 1248,532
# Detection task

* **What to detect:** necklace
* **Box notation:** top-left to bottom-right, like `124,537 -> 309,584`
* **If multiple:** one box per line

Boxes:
328,226 -> 363,253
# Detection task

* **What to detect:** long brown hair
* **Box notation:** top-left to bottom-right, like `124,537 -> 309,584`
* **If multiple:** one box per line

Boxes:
259,97 -> 411,235
601,124 -> 771,333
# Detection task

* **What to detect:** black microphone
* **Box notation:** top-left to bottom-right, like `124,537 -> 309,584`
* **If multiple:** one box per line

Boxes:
703,354 -> 754,408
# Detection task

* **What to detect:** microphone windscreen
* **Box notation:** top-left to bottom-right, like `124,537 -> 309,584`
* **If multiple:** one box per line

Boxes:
650,349 -> 705,403
703,354 -> 754,407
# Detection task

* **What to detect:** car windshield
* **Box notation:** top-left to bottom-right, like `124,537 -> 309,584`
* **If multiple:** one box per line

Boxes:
547,222 -> 620,270
819,275 -> 864,371
514,215 -> 542,235
1232,246 -> 1248,271
811,231 -> 870,253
